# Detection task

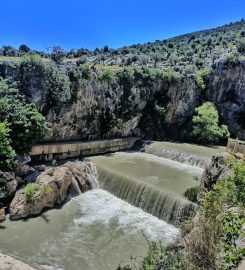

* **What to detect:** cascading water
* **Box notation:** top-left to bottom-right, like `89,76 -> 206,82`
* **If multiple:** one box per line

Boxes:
88,151 -> 203,226
141,141 -> 225,169
97,165 -> 196,226
142,143 -> 207,168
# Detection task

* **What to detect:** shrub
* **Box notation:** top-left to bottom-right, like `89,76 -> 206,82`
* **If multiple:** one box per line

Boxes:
0,122 -> 15,171
184,161 -> 245,269
100,69 -> 116,85
50,45 -> 65,63
236,39 -> 245,53
76,56 -> 88,66
225,53 -> 239,65
162,69 -> 181,84
23,183 -> 52,202
191,102 -> 230,144
0,78 -> 49,154
195,67 -> 212,89
118,67 -> 135,93
23,183 -> 41,202
183,186 -> 199,203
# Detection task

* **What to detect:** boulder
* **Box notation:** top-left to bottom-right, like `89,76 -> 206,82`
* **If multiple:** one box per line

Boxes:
62,161 -> 99,192
14,154 -> 34,177
10,166 -> 72,220
5,179 -> 18,196
10,161 -> 98,220
0,172 -> 15,184
0,172 -> 19,197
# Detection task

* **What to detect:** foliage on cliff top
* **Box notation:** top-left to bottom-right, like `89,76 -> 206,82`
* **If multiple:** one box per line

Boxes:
191,102 -> 230,144
0,77 -> 49,154
17,55 -> 70,107
195,67 -> 212,89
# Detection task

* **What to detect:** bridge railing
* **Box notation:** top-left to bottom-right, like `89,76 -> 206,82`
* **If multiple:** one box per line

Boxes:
227,138 -> 245,160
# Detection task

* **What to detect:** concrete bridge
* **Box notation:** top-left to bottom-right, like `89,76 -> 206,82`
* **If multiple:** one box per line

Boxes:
227,138 -> 245,161
29,137 -> 140,162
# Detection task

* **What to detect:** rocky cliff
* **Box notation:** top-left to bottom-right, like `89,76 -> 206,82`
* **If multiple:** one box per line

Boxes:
1,59 -> 244,141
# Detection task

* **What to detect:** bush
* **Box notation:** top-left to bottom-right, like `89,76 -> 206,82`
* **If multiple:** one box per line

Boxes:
183,186 -> 199,203
23,183 -> 41,202
195,67 -> 212,89
191,102 -> 230,144
0,122 -> 15,171
23,183 -> 52,202
0,78 -> 49,154
76,56 -> 88,66
236,39 -> 245,53
118,67 -> 135,93
100,69 -> 116,85
225,53 -> 239,65
50,45 -> 65,63
162,69 -> 181,84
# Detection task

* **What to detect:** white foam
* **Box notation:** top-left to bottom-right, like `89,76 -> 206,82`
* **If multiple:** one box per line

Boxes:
73,189 -> 180,243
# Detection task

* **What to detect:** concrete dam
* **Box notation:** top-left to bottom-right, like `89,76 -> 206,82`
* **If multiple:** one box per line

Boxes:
29,137 -> 140,161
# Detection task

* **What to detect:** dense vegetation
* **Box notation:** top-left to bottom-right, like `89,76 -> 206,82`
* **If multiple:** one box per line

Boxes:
0,76 -> 48,170
1,20 -> 244,75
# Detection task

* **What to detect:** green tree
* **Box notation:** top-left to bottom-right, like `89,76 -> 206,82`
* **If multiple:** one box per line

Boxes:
0,78 -> 49,154
192,102 -> 230,144
0,122 -> 15,171
50,45 -> 65,63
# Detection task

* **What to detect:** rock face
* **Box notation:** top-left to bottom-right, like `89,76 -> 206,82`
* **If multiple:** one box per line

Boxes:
208,61 -> 245,140
1,59 -> 243,141
199,152 -> 233,192
10,161 -> 98,220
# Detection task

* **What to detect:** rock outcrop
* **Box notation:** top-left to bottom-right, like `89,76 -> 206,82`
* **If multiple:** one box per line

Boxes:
199,152 -> 233,193
10,161 -> 98,220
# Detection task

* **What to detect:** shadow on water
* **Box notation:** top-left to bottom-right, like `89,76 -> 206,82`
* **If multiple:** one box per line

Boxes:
0,224 -> 6,229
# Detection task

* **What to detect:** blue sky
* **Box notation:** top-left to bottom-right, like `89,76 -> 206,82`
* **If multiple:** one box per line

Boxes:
1,0 -> 244,51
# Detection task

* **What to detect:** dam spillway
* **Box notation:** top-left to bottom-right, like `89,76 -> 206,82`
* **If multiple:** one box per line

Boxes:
88,151 -> 203,226
1,141 -> 221,270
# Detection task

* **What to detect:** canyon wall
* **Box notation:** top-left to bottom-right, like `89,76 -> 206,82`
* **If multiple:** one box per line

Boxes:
1,60 -> 244,141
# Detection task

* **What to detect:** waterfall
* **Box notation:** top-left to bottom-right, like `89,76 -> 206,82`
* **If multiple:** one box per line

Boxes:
84,161 -> 100,189
96,165 -> 197,226
142,143 -> 207,169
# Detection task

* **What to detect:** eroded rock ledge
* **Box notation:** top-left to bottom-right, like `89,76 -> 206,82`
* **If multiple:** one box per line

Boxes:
10,161 -> 98,220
